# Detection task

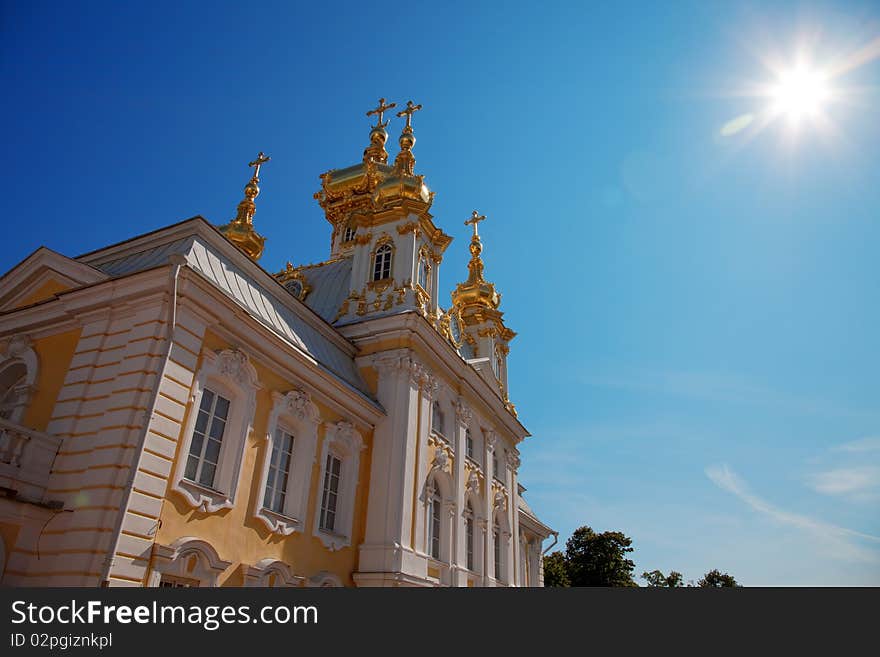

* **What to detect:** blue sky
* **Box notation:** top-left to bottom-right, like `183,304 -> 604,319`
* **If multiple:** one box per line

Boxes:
2,1 -> 879,585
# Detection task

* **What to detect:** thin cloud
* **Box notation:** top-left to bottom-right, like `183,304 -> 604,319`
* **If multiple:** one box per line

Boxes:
705,464 -> 880,563
809,466 -> 880,497
582,370 -> 876,420
832,436 -> 880,453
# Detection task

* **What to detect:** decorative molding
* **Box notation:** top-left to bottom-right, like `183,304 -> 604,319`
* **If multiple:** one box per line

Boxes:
171,349 -> 260,513
313,421 -> 364,551
307,571 -> 343,587
272,388 -> 320,425
243,559 -> 305,587
454,398 -> 472,425
149,537 -> 232,587
253,389 -> 322,536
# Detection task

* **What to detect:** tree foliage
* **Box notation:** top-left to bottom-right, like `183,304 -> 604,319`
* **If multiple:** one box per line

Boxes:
696,569 -> 740,587
541,524 -> 741,588
544,526 -> 637,587
542,551 -> 570,587
641,569 -> 684,587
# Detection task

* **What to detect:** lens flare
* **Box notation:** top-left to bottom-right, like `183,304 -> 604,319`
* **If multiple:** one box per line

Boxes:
769,67 -> 830,121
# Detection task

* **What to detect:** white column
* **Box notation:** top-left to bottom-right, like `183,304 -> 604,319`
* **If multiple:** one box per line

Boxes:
412,372 -> 437,556
358,351 -> 421,578
484,431 -> 496,586
451,400 -> 471,585
509,451 -> 521,586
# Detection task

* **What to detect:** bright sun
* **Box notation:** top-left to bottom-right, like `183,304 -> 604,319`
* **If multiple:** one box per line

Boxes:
770,67 -> 830,121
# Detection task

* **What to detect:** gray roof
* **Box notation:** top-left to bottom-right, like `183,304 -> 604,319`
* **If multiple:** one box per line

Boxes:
84,235 -> 370,397
300,257 -> 353,323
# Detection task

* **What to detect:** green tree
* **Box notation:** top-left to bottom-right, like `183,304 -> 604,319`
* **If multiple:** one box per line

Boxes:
696,569 -> 740,587
641,569 -> 684,587
542,551 -> 570,587
564,526 -> 637,587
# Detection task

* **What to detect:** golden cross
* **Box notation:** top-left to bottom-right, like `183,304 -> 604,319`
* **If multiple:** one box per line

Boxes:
248,152 -> 271,179
367,98 -> 397,128
465,210 -> 487,237
396,100 -> 423,130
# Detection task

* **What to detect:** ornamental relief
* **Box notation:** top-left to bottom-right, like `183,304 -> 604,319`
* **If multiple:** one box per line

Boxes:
214,349 -> 259,390
428,437 -> 453,473
271,389 -> 321,425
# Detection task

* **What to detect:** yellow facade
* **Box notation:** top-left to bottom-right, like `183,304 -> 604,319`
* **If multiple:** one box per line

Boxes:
0,104 -> 553,588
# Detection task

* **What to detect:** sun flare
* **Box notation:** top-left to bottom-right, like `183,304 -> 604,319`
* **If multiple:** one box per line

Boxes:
769,66 -> 830,121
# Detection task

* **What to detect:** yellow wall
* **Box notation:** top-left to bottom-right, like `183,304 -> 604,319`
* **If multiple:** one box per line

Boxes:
23,327 -> 82,432
155,330 -> 374,586
14,277 -> 71,309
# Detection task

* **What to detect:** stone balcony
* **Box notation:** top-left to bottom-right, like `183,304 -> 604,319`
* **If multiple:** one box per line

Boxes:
0,417 -> 62,505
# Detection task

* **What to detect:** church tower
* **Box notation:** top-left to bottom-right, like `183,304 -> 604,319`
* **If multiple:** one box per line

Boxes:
451,211 -> 518,415
312,99 -> 452,324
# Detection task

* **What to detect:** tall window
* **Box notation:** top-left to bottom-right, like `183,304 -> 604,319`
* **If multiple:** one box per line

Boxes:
432,401 -> 445,438
429,486 -> 441,560
184,388 -> 230,488
373,243 -> 393,281
417,256 -> 430,290
263,429 -> 295,514
465,501 -> 475,570
342,223 -> 356,243
492,449 -> 500,481
319,453 -> 342,532
493,518 -> 502,580
465,428 -> 473,460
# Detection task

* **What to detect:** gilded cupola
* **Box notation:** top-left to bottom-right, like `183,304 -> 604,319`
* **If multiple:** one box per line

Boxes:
451,211 -> 502,312
219,152 -> 270,261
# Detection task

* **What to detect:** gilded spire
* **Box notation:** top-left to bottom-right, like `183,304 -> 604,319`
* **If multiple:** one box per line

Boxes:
393,100 -> 422,175
451,210 -> 501,311
364,98 -> 396,164
219,152 -> 270,261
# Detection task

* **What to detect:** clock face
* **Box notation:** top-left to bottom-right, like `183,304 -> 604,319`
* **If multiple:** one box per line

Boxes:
450,313 -> 462,344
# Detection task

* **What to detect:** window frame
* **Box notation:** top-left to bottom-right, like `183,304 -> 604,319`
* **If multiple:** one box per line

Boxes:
312,421 -> 364,551
253,390 -> 321,536
372,242 -> 393,282
171,349 -> 259,513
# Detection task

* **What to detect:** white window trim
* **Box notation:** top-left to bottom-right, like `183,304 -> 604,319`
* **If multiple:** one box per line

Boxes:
312,421 -> 364,551
148,537 -> 232,587
0,335 -> 38,424
171,349 -> 260,513
492,493 -> 511,584
253,389 -> 321,536
307,571 -> 343,587
423,453 -> 454,563
243,558 -> 305,587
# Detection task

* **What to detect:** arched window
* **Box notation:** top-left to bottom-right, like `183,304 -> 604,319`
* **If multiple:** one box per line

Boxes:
465,501 -> 475,571
373,243 -> 393,281
428,484 -> 442,560
431,401 -> 445,438
342,223 -> 356,243
493,517 -> 502,581
0,362 -> 27,420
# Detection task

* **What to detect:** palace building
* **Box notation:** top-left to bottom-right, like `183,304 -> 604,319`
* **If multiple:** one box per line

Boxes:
0,100 -> 554,587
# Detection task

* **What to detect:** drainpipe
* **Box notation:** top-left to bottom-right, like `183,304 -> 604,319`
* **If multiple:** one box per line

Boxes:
101,254 -> 186,585
542,530 -> 559,555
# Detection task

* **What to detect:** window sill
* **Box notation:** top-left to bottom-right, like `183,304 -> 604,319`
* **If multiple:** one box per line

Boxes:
173,477 -> 233,513
255,507 -> 303,536
315,527 -> 351,552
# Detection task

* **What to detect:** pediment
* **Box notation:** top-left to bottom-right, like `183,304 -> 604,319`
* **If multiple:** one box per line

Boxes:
0,247 -> 108,312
